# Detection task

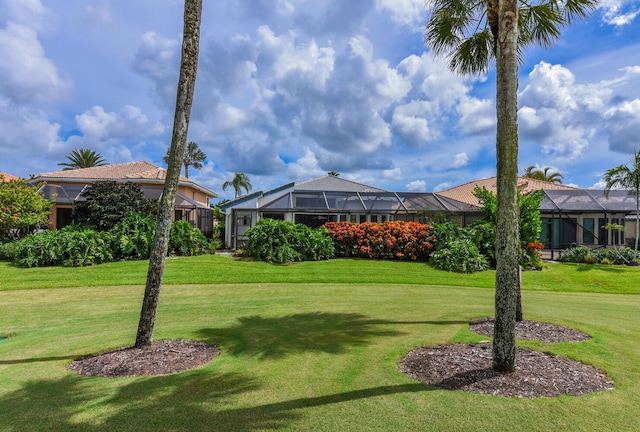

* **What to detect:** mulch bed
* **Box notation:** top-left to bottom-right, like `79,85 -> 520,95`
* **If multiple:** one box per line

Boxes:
67,319 -> 614,399
399,318 -> 614,398
67,339 -> 220,378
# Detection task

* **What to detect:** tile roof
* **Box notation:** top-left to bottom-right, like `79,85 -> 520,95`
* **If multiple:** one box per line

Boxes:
32,161 -> 217,197
295,175 -> 387,193
437,176 -> 580,206
0,171 -> 19,181
35,161 -> 175,180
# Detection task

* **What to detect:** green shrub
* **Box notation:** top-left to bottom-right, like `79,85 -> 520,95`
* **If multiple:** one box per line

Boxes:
246,219 -> 334,264
429,239 -> 489,273
558,246 -> 593,263
110,212 -> 156,259
169,220 -> 210,256
593,248 -> 638,265
12,226 -> 113,267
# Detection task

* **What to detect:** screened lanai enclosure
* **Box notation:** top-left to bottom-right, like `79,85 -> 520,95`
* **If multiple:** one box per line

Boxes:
223,188 -> 481,249
539,189 -> 638,256
221,175 -> 640,254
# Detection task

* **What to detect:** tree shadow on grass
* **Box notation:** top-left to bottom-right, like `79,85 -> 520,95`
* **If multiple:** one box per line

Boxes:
0,371 -> 432,431
575,264 -> 627,272
197,312 -> 406,360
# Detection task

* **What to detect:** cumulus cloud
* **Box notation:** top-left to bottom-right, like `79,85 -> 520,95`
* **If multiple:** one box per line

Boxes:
286,147 -> 325,180
405,179 -> 426,191
604,99 -> 640,152
132,31 -> 180,106
518,61 -> 640,162
0,22 -> 72,104
376,0 -> 426,29
450,153 -> 469,169
599,0 -> 639,26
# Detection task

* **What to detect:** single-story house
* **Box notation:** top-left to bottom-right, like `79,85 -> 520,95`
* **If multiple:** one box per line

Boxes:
30,161 -> 217,236
438,177 -> 634,252
220,175 -> 639,253
220,175 -> 479,249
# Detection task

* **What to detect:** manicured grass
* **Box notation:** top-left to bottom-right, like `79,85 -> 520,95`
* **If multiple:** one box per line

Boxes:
2,254 -> 640,294
1,256 -> 639,431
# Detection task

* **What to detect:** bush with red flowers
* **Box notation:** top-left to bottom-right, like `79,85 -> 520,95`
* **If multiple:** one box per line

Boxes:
324,220 -> 435,261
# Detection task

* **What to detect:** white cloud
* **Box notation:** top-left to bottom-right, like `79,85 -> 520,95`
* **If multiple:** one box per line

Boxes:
376,0 -> 426,29
456,97 -> 495,135
0,22 -> 72,104
286,147 -> 325,180
391,101 -> 432,147
604,99 -> 640,152
132,31 -> 180,106
450,153 -> 469,169
599,0 -> 639,26
405,179 -> 426,191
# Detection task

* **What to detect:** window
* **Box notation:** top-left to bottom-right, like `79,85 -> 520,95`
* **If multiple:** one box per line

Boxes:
370,214 -> 379,223
262,213 -> 284,220
583,218 -> 594,244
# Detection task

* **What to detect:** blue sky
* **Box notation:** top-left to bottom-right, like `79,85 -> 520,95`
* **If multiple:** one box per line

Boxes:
0,0 -> 639,201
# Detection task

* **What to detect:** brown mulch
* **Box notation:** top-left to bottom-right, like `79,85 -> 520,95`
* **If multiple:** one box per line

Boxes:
399,318 -> 614,398
67,320 -> 614,399
468,317 -> 592,342
67,339 -> 220,378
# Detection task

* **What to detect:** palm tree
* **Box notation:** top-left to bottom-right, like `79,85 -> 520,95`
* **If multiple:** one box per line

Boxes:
425,0 -> 595,373
136,0 -> 202,348
603,150 -> 640,252
58,148 -> 106,170
163,140 -> 206,178
222,173 -> 252,199
523,166 -> 564,183
425,0 -> 597,76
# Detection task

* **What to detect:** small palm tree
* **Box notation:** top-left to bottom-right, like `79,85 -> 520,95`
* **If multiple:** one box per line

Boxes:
58,148 -> 107,170
222,173 -> 252,199
603,150 -> 640,252
523,166 -> 563,183
164,141 -> 206,178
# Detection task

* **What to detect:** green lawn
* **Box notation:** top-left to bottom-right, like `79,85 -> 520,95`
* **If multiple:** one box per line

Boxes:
1,256 -> 639,431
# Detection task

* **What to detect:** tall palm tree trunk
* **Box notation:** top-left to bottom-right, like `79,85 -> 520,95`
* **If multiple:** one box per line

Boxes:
135,0 -> 202,348
492,0 -> 519,373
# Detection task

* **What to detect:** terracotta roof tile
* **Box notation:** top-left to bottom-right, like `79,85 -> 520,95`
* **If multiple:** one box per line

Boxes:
0,171 -> 19,181
32,161 -> 217,198
438,176 -> 580,206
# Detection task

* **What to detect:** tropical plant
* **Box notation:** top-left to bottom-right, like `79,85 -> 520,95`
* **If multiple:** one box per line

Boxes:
0,178 -> 53,240
163,140 -> 206,178
603,150 -> 640,252
425,0 -> 596,373
72,181 -> 159,231
523,166 -> 564,183
136,0 -> 202,348
324,221 -> 435,261
169,220 -> 209,256
430,238 -> 489,273
246,219 -> 335,264
58,148 -> 107,170
222,173 -> 252,199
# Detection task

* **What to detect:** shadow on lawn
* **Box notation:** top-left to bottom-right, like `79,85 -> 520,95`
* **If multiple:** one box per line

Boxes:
0,371 -> 432,431
196,312 -> 409,360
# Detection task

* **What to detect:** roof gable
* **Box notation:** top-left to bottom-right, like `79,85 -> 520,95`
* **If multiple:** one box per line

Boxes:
295,175 -> 386,193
